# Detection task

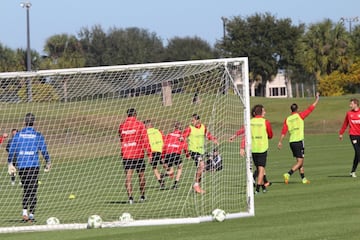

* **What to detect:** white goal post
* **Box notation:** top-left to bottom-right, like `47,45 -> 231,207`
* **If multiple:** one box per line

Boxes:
0,57 -> 253,233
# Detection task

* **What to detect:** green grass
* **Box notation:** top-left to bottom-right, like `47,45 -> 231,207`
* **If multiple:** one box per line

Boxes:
2,94 -> 360,239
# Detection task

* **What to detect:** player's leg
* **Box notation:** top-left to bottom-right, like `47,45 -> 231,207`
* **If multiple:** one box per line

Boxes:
123,159 -> 134,204
137,159 -> 146,201
172,154 -> 182,189
192,152 -> 205,194
28,167 -> 39,222
350,135 -> 360,177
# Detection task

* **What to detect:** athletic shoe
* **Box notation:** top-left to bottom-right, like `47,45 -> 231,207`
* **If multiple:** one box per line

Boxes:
172,183 -> 178,189
29,214 -> 35,223
193,185 -> 206,194
139,196 -> 146,202
262,188 -> 267,193
22,215 -> 29,223
283,173 -> 290,184
11,181 -> 15,186
254,190 -> 260,195
129,197 -> 134,205
302,178 -> 310,184
264,181 -> 272,187
350,172 -> 357,178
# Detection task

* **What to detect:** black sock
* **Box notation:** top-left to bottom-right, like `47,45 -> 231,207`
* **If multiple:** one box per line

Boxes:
300,173 -> 305,179
256,184 -> 260,192
263,175 -> 268,183
288,169 -> 294,175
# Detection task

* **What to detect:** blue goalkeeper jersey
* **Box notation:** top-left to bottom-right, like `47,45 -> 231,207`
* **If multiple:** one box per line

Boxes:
8,127 -> 50,169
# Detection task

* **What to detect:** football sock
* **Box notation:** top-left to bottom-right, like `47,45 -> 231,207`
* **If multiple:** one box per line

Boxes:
263,175 -> 268,183
300,173 -> 305,179
288,169 -> 294,175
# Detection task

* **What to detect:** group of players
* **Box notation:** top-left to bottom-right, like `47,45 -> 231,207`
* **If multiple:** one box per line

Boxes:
230,93 -> 320,194
118,108 -> 219,204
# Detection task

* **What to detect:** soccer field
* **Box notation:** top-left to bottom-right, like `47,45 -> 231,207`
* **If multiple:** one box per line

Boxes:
3,95 -> 360,240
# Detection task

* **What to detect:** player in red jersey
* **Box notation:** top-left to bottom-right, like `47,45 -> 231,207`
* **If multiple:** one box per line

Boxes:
118,108 -> 151,204
162,122 -> 189,189
339,98 -> 360,178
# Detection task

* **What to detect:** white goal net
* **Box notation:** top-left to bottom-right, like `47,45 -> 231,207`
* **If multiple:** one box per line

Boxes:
0,58 -> 253,233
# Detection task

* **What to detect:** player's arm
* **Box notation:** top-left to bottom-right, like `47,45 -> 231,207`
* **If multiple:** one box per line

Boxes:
278,120 -> 288,149
39,135 -> 51,172
229,127 -> 244,142
265,120 -> 273,139
7,136 -> 17,175
339,113 -> 349,140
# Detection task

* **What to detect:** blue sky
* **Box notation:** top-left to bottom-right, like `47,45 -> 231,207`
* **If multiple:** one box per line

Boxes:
1,0 -> 359,54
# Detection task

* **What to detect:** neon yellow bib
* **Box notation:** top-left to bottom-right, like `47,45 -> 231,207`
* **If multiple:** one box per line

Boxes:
188,124 -> 205,154
286,113 -> 304,142
147,128 -> 164,152
250,118 -> 268,153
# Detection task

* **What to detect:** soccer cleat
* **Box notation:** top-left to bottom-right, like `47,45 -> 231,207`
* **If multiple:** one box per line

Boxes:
193,185 -> 206,194
283,173 -> 290,184
139,196 -> 146,202
22,215 -> 29,223
262,188 -> 267,193
350,172 -> 357,178
254,190 -> 260,195
264,181 -> 272,187
128,197 -> 134,205
11,181 -> 15,186
302,178 -> 310,184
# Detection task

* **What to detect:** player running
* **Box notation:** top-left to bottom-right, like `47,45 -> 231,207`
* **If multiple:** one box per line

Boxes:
162,122 -> 189,189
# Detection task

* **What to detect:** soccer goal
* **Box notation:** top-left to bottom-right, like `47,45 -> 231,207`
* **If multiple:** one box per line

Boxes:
0,57 -> 253,233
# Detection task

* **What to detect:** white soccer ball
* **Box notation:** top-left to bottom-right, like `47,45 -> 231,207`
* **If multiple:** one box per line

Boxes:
46,217 -> 60,225
119,212 -> 134,223
87,215 -> 103,229
212,208 -> 226,222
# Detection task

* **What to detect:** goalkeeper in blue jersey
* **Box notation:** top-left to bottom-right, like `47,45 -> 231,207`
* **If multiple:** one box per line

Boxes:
8,113 -> 51,223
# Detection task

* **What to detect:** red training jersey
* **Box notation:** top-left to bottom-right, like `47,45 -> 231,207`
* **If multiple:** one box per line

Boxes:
162,129 -> 189,156
339,109 -> 360,136
118,116 -> 151,159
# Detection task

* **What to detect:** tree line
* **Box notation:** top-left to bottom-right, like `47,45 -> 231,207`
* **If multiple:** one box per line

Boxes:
1,12 -> 360,96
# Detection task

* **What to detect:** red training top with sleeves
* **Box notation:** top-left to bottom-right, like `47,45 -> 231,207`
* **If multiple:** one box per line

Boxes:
162,129 -> 189,156
182,123 -> 217,141
280,104 -> 315,135
339,109 -> 360,136
118,116 -> 151,159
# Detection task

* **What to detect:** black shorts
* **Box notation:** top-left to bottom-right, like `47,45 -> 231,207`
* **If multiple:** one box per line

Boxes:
150,152 -> 162,167
290,141 -> 305,158
122,158 -> 146,172
164,153 -> 182,167
252,152 -> 267,167
190,151 -> 203,167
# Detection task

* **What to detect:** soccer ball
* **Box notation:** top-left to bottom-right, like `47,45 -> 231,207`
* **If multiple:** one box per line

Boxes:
46,217 -> 60,225
212,208 -> 226,222
87,215 -> 103,229
119,212 -> 134,223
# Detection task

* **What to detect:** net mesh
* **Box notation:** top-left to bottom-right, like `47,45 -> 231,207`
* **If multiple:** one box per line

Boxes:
0,58 -> 252,232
